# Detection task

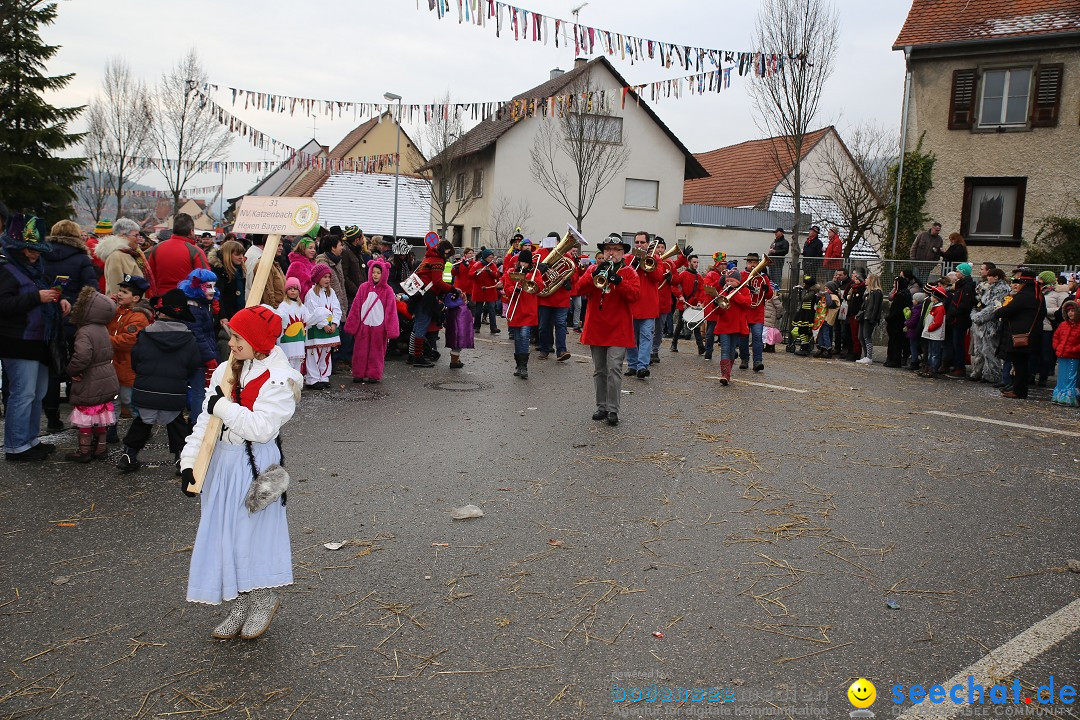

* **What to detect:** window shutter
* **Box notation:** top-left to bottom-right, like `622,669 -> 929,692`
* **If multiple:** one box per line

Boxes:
1030,63 -> 1063,128
948,69 -> 978,130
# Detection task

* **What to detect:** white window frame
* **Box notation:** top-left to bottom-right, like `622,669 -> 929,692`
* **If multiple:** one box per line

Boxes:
624,178 -> 659,210
977,67 -> 1032,128
455,172 -> 466,202
470,227 -> 481,246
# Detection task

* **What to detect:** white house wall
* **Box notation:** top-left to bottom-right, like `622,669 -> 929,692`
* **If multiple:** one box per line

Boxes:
451,64 -> 688,249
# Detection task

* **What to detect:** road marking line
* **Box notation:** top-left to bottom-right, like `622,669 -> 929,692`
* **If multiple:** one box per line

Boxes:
705,377 -> 809,393
923,410 -> 1079,438
896,597 -> 1080,720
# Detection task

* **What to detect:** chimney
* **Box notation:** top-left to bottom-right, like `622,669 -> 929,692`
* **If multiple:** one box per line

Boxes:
574,57 -> 588,68
550,68 -> 565,80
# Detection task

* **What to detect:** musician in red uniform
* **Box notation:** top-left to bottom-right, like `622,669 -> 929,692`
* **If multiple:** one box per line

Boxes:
711,269 -> 751,385
651,237 -> 677,365
671,255 -> 705,354
734,252 -> 773,372
700,253 -> 726,360
536,232 -> 575,361
409,238 -> 455,368
453,247 -> 475,299
470,249 -> 502,334
503,249 -> 545,379
624,231 -> 665,380
572,234 -> 640,426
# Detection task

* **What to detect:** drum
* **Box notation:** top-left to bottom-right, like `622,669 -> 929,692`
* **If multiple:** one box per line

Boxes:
682,306 -> 705,329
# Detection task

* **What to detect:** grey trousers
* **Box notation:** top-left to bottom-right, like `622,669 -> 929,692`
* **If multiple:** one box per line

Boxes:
591,346 -> 627,413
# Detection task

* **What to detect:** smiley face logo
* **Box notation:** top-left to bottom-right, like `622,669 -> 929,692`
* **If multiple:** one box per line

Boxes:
848,679 -> 876,708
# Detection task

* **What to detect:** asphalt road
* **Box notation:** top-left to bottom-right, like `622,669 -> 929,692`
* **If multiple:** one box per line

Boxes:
1,336 -> 1077,720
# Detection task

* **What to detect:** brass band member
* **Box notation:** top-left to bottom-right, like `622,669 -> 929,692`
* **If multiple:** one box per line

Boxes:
572,233 -> 640,426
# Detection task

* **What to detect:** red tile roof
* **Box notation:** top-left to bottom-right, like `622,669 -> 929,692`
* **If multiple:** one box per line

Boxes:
894,0 -> 1080,49
683,127 -> 833,208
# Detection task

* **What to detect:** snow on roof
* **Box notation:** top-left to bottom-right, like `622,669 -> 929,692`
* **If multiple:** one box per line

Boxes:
312,173 -> 431,238
768,194 -> 880,260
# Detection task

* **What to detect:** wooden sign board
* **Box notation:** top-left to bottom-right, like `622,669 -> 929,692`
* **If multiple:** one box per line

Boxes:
232,196 -> 320,235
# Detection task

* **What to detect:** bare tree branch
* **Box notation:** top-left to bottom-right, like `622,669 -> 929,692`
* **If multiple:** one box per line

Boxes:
98,57 -> 153,219
415,93 -> 480,240
75,102 -> 110,222
818,121 -> 896,257
528,70 -> 630,230
150,48 -> 231,214
749,0 -> 838,276
487,193 -> 532,247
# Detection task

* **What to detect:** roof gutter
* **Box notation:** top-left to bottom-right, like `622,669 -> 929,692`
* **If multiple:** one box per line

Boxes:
891,45 -> 913,257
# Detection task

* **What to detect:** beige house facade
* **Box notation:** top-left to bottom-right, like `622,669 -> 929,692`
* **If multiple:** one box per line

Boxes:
894,0 -> 1080,264
421,57 -> 706,249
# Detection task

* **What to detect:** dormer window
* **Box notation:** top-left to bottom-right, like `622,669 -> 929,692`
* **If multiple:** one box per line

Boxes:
977,68 -> 1031,128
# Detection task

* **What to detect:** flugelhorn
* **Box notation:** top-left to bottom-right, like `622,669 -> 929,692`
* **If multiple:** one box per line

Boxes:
715,255 -> 772,310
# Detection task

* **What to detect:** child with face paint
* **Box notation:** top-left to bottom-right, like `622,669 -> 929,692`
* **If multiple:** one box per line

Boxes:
178,268 -> 221,423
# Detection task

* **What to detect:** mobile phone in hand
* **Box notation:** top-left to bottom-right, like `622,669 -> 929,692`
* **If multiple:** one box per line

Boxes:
51,275 -> 70,290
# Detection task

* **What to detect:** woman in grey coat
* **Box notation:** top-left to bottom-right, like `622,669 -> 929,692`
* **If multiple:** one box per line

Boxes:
968,268 -> 1009,382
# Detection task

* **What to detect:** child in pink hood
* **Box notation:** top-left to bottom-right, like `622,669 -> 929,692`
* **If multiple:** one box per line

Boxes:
343,258 -> 399,383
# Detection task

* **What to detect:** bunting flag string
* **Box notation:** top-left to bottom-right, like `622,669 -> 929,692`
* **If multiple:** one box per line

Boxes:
108,153 -> 400,176
202,61 -> 743,132
101,184 -> 223,198
417,0 -> 804,71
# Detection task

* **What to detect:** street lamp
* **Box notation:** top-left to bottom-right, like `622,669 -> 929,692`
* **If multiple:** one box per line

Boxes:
384,92 -> 403,243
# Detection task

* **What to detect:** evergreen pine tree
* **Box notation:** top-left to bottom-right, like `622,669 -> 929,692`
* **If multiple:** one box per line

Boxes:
0,0 -> 85,223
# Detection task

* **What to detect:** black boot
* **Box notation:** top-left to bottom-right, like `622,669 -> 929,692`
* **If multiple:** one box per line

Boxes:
106,424 -> 120,444
45,409 -> 63,432
513,354 -> 523,377
117,445 -> 140,473
519,355 -> 529,379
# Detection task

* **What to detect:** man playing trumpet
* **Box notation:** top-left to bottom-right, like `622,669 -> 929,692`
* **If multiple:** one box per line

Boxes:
572,234 -> 640,426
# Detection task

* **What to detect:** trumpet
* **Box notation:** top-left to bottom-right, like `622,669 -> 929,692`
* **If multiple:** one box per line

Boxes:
630,237 -> 660,273
714,255 -> 772,310
592,261 -> 618,290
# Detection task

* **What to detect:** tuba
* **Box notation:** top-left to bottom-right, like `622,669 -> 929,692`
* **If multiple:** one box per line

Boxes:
715,255 -> 772,310
537,232 -> 580,298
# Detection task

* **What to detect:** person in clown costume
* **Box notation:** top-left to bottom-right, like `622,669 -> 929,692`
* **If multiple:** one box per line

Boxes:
302,264 -> 341,389
275,278 -> 310,373
343,257 -> 399,383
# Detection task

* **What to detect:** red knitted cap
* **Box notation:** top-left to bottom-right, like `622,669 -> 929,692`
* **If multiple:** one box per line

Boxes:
229,305 -> 282,354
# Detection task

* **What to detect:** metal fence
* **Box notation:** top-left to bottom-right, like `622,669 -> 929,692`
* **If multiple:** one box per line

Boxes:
773,258 -> 1077,349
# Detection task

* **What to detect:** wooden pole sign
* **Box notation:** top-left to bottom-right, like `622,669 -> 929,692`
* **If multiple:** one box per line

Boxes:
187,196 -> 320,494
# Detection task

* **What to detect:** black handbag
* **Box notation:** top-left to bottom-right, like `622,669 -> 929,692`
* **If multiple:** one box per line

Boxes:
47,331 -> 68,376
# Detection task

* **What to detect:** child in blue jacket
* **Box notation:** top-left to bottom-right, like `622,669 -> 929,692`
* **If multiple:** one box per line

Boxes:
178,268 -> 220,424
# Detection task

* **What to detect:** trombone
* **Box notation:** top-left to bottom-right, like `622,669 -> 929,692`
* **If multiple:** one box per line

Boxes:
655,244 -> 684,288
714,255 -> 772,310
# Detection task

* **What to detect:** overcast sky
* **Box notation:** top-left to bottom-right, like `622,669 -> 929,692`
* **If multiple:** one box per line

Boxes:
44,0 -> 912,213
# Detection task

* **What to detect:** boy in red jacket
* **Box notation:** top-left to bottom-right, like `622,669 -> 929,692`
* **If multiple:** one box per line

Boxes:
470,249 -> 502,334
573,234 -> 640,426
504,250 -> 545,378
